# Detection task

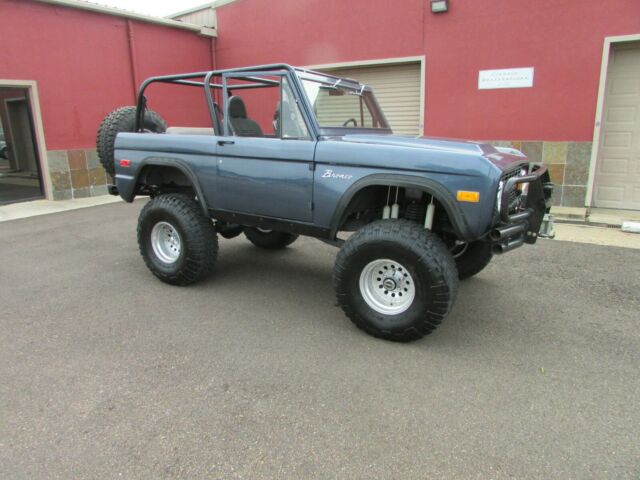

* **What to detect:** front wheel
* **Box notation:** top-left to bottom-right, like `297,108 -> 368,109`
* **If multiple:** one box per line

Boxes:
333,220 -> 458,342
244,228 -> 298,250
137,194 -> 218,285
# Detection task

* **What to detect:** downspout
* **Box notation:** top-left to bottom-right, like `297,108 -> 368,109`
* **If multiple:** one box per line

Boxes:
126,19 -> 140,103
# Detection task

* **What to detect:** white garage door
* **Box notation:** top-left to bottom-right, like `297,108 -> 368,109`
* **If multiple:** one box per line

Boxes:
594,42 -> 640,210
320,62 -> 422,136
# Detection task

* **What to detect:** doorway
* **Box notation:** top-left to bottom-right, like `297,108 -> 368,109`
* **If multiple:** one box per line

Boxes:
592,40 -> 640,211
0,87 -> 44,205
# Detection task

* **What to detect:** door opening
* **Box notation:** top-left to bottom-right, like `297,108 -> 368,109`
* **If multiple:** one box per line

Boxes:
0,87 -> 44,205
592,40 -> 640,211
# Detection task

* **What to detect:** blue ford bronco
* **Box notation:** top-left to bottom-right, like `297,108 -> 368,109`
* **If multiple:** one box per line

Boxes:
98,64 -> 554,342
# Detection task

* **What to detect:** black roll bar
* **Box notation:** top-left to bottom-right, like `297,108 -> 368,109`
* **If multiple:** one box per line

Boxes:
134,64 -> 303,133
133,63 -> 349,137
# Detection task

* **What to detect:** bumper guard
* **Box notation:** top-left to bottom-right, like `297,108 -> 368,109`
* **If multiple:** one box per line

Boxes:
491,165 -> 553,254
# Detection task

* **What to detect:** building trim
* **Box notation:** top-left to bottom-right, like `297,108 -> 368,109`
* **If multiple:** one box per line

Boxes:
586,33 -> 640,208
0,79 -> 52,200
167,0 -> 240,19
167,2 -> 214,18
305,56 -> 427,136
33,0 -> 216,36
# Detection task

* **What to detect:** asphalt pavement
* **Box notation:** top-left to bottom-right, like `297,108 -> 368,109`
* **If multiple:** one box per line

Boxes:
1,201 -> 639,479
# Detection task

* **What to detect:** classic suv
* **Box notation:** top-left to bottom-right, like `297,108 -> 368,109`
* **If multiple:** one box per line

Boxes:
98,64 -> 553,342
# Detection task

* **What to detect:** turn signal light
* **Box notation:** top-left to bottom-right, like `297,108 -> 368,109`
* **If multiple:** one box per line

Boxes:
119,159 -> 132,167
457,191 -> 480,203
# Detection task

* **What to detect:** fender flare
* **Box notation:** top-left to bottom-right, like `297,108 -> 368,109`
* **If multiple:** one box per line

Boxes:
329,174 -> 472,240
129,157 -> 209,215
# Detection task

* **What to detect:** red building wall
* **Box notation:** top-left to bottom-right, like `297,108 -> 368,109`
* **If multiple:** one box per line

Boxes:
215,0 -> 640,141
0,0 -> 213,151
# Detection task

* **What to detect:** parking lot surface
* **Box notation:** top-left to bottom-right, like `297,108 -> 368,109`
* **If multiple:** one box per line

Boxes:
1,201 -> 639,479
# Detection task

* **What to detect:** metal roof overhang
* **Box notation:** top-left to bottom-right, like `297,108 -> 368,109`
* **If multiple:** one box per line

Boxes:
33,0 -> 217,37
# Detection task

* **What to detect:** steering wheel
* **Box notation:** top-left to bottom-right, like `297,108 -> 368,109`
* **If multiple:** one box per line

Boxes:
342,118 -> 358,127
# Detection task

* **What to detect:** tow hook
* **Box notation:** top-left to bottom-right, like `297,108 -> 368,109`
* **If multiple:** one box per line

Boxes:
538,214 -> 556,239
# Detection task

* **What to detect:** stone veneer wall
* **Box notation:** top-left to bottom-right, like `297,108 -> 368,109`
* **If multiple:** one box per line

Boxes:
47,149 -> 109,200
490,141 -> 592,208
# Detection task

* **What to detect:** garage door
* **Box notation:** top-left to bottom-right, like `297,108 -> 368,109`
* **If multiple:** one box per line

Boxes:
320,62 -> 422,136
593,42 -> 640,210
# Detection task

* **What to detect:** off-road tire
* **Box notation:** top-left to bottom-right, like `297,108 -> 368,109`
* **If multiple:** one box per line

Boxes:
97,106 -> 166,176
455,241 -> 493,280
138,194 -> 217,286
217,223 -> 245,239
333,220 -> 458,342
244,228 -> 298,249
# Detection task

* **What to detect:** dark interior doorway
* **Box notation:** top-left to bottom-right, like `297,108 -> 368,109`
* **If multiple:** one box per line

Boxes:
0,87 -> 44,205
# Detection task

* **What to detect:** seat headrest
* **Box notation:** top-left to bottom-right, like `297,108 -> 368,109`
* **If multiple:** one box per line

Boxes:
229,96 -> 247,119
273,101 -> 281,121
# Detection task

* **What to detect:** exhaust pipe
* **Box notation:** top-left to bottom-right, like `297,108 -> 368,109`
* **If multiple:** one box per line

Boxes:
489,223 -> 526,242
492,236 -> 524,254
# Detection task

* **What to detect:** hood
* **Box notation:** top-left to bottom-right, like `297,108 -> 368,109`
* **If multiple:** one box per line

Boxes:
337,134 -> 488,154
334,134 -> 527,169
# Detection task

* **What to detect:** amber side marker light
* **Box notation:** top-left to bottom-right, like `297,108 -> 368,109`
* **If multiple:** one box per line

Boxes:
457,191 -> 480,203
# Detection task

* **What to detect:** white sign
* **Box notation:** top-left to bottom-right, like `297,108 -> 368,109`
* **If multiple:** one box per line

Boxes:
478,67 -> 534,90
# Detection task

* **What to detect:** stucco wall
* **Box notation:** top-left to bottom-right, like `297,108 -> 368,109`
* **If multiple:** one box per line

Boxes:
0,0 -> 216,199
214,0 -> 640,142
0,0 -> 214,151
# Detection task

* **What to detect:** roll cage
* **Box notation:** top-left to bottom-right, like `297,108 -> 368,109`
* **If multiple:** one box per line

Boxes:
134,63 -> 391,137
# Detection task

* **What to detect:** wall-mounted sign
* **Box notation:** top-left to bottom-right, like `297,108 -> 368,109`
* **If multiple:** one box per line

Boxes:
478,67 -> 534,90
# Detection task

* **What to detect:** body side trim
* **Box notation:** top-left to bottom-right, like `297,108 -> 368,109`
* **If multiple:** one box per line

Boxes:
209,208 -> 331,238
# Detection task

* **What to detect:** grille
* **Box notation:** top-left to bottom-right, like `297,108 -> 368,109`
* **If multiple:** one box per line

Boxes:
501,165 -> 528,211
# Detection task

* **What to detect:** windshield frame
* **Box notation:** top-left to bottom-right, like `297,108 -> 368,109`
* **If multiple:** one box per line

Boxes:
294,69 -> 393,137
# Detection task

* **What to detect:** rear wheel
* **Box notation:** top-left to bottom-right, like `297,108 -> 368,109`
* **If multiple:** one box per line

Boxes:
97,106 -> 166,176
244,227 -> 298,249
333,220 -> 458,342
137,194 -> 217,285
216,222 -> 245,239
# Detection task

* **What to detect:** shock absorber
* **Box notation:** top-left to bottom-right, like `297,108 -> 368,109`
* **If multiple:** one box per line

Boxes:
424,196 -> 435,230
391,187 -> 400,219
382,186 -> 391,219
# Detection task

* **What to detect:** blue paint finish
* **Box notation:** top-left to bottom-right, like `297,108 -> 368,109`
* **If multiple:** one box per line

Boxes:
311,136 -> 505,237
113,130 -> 527,240
115,133 -> 219,207
215,137 -> 315,221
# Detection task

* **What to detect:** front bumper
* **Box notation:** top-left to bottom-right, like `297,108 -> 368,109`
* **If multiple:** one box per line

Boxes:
490,165 -> 554,254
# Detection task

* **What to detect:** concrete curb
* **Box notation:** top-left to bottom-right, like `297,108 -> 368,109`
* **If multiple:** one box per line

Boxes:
0,195 -> 122,222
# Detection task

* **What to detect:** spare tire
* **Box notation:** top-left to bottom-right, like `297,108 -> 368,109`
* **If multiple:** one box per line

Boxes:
96,106 -> 167,176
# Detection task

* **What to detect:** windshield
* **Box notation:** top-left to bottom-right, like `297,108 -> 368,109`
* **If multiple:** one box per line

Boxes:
298,74 -> 390,134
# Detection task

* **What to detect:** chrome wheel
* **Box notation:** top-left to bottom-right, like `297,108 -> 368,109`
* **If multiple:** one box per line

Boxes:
151,221 -> 182,264
358,259 -> 416,315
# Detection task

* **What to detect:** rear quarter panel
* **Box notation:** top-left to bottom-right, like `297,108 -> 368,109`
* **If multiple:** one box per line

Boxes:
114,133 -> 218,205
